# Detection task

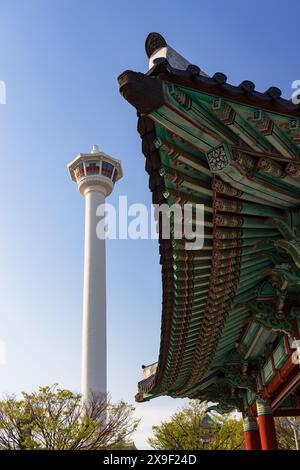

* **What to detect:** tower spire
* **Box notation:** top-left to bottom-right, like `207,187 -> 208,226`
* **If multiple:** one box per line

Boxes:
91,144 -> 100,154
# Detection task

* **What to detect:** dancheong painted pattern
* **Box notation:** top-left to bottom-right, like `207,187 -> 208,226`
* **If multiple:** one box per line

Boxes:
118,34 -> 300,430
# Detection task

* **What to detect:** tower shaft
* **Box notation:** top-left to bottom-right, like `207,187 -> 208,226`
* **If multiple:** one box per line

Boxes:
82,188 -> 106,400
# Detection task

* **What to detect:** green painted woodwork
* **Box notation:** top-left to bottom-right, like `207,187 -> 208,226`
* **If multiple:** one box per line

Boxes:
125,71 -> 300,412
262,358 -> 275,384
273,338 -> 288,369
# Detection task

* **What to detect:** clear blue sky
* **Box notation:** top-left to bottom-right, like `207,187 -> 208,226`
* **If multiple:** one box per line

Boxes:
0,0 -> 299,448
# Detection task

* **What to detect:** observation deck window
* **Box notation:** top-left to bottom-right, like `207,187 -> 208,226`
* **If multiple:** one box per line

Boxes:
75,163 -> 85,179
102,161 -> 114,179
86,161 -> 100,175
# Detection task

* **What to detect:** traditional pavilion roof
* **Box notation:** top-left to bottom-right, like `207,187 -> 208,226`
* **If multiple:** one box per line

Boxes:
118,33 -> 300,412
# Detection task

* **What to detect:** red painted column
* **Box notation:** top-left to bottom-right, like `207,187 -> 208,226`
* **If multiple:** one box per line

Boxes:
257,400 -> 278,450
243,416 -> 261,450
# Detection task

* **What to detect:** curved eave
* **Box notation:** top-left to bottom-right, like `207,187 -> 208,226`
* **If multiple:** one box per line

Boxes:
119,66 -> 300,118
118,66 -> 300,404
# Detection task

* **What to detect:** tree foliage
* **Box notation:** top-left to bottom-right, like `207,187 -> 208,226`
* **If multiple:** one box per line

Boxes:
0,384 -> 139,450
148,401 -> 244,450
275,417 -> 300,450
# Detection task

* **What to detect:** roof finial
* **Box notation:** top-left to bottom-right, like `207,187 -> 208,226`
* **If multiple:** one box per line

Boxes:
145,32 -> 190,73
145,32 -> 167,58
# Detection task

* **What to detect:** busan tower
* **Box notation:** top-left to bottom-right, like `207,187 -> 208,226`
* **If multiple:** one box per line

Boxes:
68,145 -> 123,401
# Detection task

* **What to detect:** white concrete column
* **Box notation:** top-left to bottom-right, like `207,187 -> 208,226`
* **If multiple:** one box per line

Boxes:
81,187 -> 107,401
